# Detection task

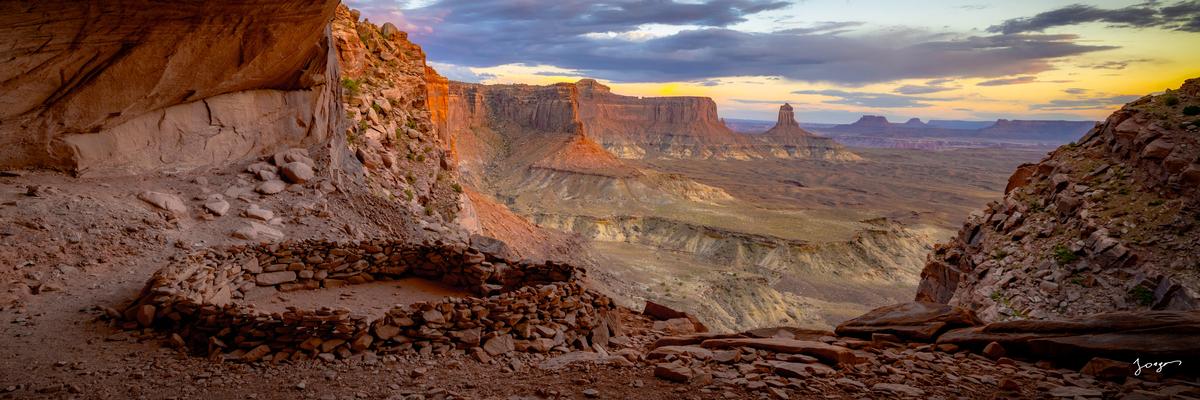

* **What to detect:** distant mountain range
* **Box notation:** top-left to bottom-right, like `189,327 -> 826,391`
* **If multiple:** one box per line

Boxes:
726,115 -> 1098,150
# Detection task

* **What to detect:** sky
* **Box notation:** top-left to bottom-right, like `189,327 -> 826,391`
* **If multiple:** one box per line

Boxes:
347,0 -> 1200,123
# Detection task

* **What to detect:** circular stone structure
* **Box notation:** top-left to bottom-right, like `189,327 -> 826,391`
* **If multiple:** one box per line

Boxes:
123,239 -> 618,362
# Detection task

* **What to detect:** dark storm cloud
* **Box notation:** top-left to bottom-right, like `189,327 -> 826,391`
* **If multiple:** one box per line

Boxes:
1030,94 -> 1142,110
351,0 -> 1139,84
989,1 -> 1200,34
792,89 -> 946,108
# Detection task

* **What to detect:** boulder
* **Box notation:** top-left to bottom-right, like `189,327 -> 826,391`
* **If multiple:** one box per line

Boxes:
204,199 -> 230,216
835,302 -> 981,341
281,161 -> 314,183
256,180 -> 287,195
483,334 -> 514,356
653,362 -> 693,383
138,191 -> 187,215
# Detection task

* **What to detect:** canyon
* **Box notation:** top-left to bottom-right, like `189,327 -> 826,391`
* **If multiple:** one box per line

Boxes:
0,2 -> 1196,399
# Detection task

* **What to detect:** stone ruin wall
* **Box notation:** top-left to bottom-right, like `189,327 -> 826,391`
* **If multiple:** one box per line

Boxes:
122,239 -> 618,362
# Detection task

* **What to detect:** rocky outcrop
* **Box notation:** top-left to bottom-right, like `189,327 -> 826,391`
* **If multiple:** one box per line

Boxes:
753,104 -> 859,160
0,0 -> 342,176
332,6 -> 462,223
916,78 -> 1200,322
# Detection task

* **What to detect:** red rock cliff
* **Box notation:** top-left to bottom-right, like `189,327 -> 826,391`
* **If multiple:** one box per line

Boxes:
0,0 -> 342,176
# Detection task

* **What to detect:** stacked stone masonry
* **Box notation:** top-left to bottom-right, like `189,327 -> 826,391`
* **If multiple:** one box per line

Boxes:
123,239 -> 618,362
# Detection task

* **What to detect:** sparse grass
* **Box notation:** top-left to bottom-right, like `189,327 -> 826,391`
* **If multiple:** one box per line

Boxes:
451,183 -> 463,193
1069,276 -> 1084,286
1162,91 -> 1179,107
341,78 -> 362,97
424,206 -> 434,216
405,173 -> 415,184
992,249 -> 1009,260
406,119 -> 418,130
1149,199 -> 1165,207
416,154 -> 425,162
1053,244 -> 1078,265
404,189 -> 413,201
371,102 -> 383,115
1130,286 -> 1155,306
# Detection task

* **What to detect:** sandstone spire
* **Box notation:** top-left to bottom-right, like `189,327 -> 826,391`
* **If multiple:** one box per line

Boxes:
776,103 -> 799,128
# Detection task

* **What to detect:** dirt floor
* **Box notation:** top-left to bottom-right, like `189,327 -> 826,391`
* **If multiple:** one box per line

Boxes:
240,278 -> 472,319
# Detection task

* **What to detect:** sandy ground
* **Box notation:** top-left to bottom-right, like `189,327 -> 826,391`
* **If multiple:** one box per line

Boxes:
240,278 -> 471,319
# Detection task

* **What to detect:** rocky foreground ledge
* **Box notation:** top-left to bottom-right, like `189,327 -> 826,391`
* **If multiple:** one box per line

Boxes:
643,302 -> 1199,398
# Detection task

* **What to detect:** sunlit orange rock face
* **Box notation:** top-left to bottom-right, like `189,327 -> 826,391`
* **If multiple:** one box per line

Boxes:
0,0 -> 341,175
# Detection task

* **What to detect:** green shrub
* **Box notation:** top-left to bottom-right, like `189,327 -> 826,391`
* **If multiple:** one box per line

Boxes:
1184,105 -> 1200,116
341,78 -> 362,97
1130,286 -> 1155,306
1149,199 -> 1165,206
404,189 -> 413,201
1053,245 -> 1078,265
1162,91 -> 1179,107
451,183 -> 463,193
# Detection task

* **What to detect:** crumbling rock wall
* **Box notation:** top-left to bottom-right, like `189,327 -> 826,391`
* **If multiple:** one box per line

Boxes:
123,239 -> 618,361
0,0 -> 342,176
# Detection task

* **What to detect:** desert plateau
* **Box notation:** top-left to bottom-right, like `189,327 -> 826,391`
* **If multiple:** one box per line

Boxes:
1,1 -> 1199,399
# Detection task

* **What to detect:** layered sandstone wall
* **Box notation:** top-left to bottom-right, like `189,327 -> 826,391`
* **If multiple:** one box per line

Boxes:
0,0 -> 342,176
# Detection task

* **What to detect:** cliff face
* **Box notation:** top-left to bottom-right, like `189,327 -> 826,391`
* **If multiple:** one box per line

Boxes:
917,78 -> 1200,322
574,79 -> 757,159
447,79 -> 859,161
0,0 -> 342,176
331,6 -> 465,226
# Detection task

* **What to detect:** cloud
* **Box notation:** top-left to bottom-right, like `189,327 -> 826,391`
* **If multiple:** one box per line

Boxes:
977,76 -> 1039,86
793,89 -> 945,108
1064,88 -> 1089,95
396,1 -> 1116,85
1081,58 -> 1153,70
776,21 -> 865,35
989,1 -> 1200,34
1030,94 -> 1141,111
895,79 -> 958,94
428,62 -> 496,82
732,98 -> 794,104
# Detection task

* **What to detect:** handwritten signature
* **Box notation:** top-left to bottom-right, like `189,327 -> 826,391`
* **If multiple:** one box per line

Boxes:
1133,358 -> 1183,376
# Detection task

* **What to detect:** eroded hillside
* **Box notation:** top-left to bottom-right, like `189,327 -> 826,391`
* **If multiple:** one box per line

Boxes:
918,78 -> 1200,321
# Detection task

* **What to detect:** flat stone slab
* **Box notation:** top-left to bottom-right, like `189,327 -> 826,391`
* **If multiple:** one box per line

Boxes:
699,338 -> 864,367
